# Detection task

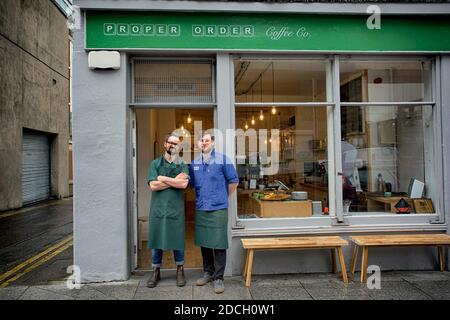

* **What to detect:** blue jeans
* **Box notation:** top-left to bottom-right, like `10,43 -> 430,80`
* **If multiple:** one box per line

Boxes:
152,249 -> 184,268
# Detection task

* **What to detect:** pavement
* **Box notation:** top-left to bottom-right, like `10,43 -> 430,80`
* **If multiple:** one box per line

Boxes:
1,269 -> 450,300
1,198 -> 450,300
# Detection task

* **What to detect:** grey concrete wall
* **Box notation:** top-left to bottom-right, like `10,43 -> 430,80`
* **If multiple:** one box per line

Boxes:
72,11 -> 130,282
0,0 -> 70,211
442,56 -> 450,270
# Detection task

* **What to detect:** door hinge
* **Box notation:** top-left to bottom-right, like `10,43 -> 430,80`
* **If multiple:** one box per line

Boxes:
133,148 -> 136,157
134,245 -> 137,254
132,120 -> 135,129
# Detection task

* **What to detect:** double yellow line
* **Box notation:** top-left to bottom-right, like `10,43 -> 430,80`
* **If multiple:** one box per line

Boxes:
0,235 -> 74,288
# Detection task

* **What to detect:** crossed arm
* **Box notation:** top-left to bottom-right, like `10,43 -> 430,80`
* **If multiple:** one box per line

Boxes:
149,173 -> 189,191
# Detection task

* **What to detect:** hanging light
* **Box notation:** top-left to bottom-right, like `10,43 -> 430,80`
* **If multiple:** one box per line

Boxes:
259,110 -> 264,121
251,116 -> 255,125
269,138 -> 272,143
187,113 -> 192,124
271,62 -> 276,115
245,122 -> 249,130
264,139 -> 267,145
181,125 -> 185,131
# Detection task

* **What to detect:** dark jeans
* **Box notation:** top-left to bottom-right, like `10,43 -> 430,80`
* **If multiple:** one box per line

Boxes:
152,249 -> 184,268
201,247 -> 226,280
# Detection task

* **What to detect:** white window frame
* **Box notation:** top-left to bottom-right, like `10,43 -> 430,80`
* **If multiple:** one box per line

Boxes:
230,54 -> 446,235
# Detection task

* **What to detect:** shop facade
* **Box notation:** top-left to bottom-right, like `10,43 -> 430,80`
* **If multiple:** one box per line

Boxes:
72,0 -> 450,282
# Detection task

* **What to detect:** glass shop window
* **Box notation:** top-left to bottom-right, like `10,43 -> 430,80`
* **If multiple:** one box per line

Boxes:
339,60 -> 436,216
234,59 -> 330,219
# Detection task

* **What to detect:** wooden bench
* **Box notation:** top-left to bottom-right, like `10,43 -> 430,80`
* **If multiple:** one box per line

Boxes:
241,236 -> 349,287
350,234 -> 450,283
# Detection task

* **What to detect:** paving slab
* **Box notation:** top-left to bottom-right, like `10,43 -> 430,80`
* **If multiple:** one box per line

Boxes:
0,286 -> 28,300
401,271 -> 450,282
134,285 -> 193,300
407,280 -> 450,300
366,281 -> 432,300
88,280 -> 140,300
249,284 -> 312,300
19,286 -> 75,300
248,274 -> 303,286
193,280 -> 252,300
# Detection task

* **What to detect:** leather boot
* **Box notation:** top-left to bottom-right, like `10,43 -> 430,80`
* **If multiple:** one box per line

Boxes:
176,265 -> 186,287
147,267 -> 160,288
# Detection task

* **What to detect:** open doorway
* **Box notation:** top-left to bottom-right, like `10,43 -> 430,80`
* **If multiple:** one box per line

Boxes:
135,108 -> 214,270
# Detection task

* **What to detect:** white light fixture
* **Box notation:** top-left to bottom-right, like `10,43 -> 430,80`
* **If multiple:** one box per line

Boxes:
88,51 -> 121,70
251,116 -> 255,125
181,125 -> 185,131
259,110 -> 264,121
187,113 -> 192,124
245,122 -> 249,130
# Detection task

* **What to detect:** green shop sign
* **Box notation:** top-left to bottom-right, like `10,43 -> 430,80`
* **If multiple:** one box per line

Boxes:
86,11 -> 450,52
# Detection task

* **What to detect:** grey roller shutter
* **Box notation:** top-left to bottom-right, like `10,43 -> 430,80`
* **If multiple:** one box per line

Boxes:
22,132 -> 51,205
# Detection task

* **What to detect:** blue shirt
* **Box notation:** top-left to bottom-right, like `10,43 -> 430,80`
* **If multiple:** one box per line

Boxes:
189,150 -> 239,211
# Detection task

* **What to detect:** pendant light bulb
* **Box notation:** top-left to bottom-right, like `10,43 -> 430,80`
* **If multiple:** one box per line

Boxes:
187,113 -> 192,124
245,122 -> 249,130
251,116 -> 255,125
272,106 -> 277,115
259,110 -> 264,121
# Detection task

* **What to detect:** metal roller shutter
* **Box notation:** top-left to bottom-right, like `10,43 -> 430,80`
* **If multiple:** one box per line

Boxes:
22,132 -> 51,205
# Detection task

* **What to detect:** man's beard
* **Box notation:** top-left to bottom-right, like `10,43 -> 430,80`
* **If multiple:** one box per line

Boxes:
166,147 -> 175,155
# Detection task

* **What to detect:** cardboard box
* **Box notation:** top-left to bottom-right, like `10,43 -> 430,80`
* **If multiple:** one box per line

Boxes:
251,198 -> 313,218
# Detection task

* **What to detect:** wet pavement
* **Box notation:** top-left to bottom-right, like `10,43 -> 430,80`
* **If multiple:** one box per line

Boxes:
0,198 -> 73,286
1,269 -> 450,300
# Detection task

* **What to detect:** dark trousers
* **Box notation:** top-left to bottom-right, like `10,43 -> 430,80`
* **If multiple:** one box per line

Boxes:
201,247 -> 226,280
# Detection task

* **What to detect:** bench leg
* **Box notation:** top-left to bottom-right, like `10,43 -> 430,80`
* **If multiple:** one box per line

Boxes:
361,246 -> 369,283
245,249 -> 254,288
438,246 -> 445,272
243,249 -> 249,277
350,245 -> 359,274
331,249 -> 337,274
337,247 -> 348,284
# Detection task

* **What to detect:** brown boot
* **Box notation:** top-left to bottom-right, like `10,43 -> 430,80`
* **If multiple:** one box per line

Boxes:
176,265 -> 186,287
147,267 -> 160,288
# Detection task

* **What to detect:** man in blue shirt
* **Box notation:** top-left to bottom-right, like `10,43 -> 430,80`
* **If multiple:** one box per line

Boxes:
189,133 -> 239,294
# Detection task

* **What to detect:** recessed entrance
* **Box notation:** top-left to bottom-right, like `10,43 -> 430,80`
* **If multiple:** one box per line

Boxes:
135,108 -> 214,270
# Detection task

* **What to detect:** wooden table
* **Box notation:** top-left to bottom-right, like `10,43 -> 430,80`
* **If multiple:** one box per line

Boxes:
241,236 -> 349,287
350,234 -> 450,283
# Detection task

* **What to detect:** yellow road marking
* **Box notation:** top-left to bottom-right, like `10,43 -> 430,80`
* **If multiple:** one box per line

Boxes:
0,240 -> 73,288
0,235 -> 73,284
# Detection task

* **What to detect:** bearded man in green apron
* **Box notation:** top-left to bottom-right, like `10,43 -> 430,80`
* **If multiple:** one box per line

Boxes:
189,133 -> 239,294
147,133 -> 190,288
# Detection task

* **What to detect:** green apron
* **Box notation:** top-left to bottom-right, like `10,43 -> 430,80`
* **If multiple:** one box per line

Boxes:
194,209 -> 228,249
148,156 -> 189,251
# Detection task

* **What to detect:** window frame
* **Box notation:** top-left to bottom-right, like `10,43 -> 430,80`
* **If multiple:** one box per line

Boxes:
230,54 -> 445,233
